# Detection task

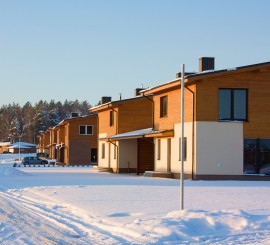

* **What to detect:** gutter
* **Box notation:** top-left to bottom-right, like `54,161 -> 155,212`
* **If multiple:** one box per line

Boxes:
142,93 -> 154,129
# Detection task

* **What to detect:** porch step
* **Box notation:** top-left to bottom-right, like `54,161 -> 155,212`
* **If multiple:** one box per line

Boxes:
93,166 -> 113,173
144,171 -> 174,179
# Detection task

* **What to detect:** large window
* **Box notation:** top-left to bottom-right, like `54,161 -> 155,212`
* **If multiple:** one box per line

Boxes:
160,96 -> 168,117
79,125 -> 93,135
219,89 -> 247,121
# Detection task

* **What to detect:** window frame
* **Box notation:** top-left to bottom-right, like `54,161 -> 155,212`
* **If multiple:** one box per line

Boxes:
179,137 -> 187,161
157,139 -> 161,160
79,125 -> 93,135
218,88 -> 248,121
101,143 -> 105,159
160,96 -> 168,118
109,110 -> 114,126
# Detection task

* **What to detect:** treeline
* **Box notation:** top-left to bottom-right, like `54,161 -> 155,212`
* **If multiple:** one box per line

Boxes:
0,100 -> 91,144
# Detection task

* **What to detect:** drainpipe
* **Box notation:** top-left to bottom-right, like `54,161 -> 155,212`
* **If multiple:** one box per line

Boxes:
108,105 -> 119,171
185,85 -> 195,180
142,93 -> 154,129
108,140 -> 119,172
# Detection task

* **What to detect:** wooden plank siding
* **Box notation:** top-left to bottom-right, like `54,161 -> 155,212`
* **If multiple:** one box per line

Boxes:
91,96 -> 153,136
63,115 -> 98,165
137,138 -> 154,173
118,98 -> 153,133
152,85 -> 195,131
195,66 -> 270,138
97,107 -> 119,136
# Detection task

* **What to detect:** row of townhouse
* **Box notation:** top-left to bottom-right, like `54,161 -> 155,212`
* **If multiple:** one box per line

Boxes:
38,113 -> 98,165
38,57 -> 270,180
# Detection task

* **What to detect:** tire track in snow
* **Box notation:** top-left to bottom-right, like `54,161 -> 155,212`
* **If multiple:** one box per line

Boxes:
5,189 -> 155,244
0,191 -> 122,244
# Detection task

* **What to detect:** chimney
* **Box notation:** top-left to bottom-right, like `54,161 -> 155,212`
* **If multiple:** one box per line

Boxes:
71,112 -> 79,118
134,88 -> 146,96
101,96 -> 112,104
199,57 -> 215,72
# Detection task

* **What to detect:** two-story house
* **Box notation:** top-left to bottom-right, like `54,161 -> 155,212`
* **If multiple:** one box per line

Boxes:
45,113 -> 98,165
142,57 -> 270,180
37,131 -> 50,155
89,93 -> 154,173
57,113 -> 98,165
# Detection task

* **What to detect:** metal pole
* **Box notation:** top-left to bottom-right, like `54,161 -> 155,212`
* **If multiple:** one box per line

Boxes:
180,64 -> 185,210
19,138 -> 21,161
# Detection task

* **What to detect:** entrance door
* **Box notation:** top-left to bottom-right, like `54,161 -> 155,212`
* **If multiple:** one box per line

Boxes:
91,148 -> 97,163
137,138 -> 154,174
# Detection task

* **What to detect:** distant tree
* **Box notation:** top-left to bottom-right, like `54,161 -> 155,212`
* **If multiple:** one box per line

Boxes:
0,99 -> 91,143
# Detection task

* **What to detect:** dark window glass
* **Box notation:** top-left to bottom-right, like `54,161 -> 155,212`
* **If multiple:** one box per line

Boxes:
160,96 -> 168,117
179,137 -> 187,161
219,89 -> 247,121
79,126 -> 85,135
102,143 -> 105,159
110,111 -> 114,126
87,126 -> 93,135
234,90 -> 247,120
157,139 -> 161,160
219,89 -> 231,119
80,125 -> 93,135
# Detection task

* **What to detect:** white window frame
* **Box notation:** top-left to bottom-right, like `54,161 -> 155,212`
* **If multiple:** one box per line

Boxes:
79,125 -> 93,135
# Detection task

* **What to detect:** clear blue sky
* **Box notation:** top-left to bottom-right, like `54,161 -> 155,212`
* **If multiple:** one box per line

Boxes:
1,0 -> 270,107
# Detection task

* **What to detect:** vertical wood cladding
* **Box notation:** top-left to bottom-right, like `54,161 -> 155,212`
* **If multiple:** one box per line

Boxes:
118,98 -> 153,133
195,67 -> 270,138
137,138 -> 154,173
153,85 -> 195,130
96,97 -> 153,136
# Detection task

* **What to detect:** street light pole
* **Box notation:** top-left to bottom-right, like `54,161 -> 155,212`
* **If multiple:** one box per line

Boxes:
19,138 -> 21,161
180,64 -> 185,210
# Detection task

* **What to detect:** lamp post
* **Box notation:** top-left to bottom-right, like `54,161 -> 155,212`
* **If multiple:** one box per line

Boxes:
19,138 -> 21,161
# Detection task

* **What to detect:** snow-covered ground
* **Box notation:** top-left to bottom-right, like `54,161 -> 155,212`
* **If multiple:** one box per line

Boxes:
0,154 -> 270,244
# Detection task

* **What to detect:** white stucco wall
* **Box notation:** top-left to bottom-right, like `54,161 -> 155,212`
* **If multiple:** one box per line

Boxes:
98,133 -> 109,168
195,121 -> 243,175
154,122 -> 193,173
172,122 -> 193,174
118,139 -> 137,170
155,138 -> 169,172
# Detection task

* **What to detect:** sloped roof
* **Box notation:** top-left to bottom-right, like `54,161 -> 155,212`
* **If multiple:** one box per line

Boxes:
90,95 -> 153,112
141,61 -> 270,94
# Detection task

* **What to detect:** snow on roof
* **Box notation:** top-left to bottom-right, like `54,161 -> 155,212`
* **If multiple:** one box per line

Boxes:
104,128 -> 167,140
109,128 -> 154,139
9,142 -> 36,148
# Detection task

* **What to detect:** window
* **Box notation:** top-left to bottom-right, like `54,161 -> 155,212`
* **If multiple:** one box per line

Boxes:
101,143 -> 105,159
79,125 -> 93,135
114,144 -> 117,159
219,89 -> 247,121
160,96 -> 168,117
157,139 -> 161,160
179,137 -> 187,161
110,111 -> 114,126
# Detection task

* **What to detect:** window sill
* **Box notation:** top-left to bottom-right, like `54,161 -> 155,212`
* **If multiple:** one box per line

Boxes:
218,120 -> 247,123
